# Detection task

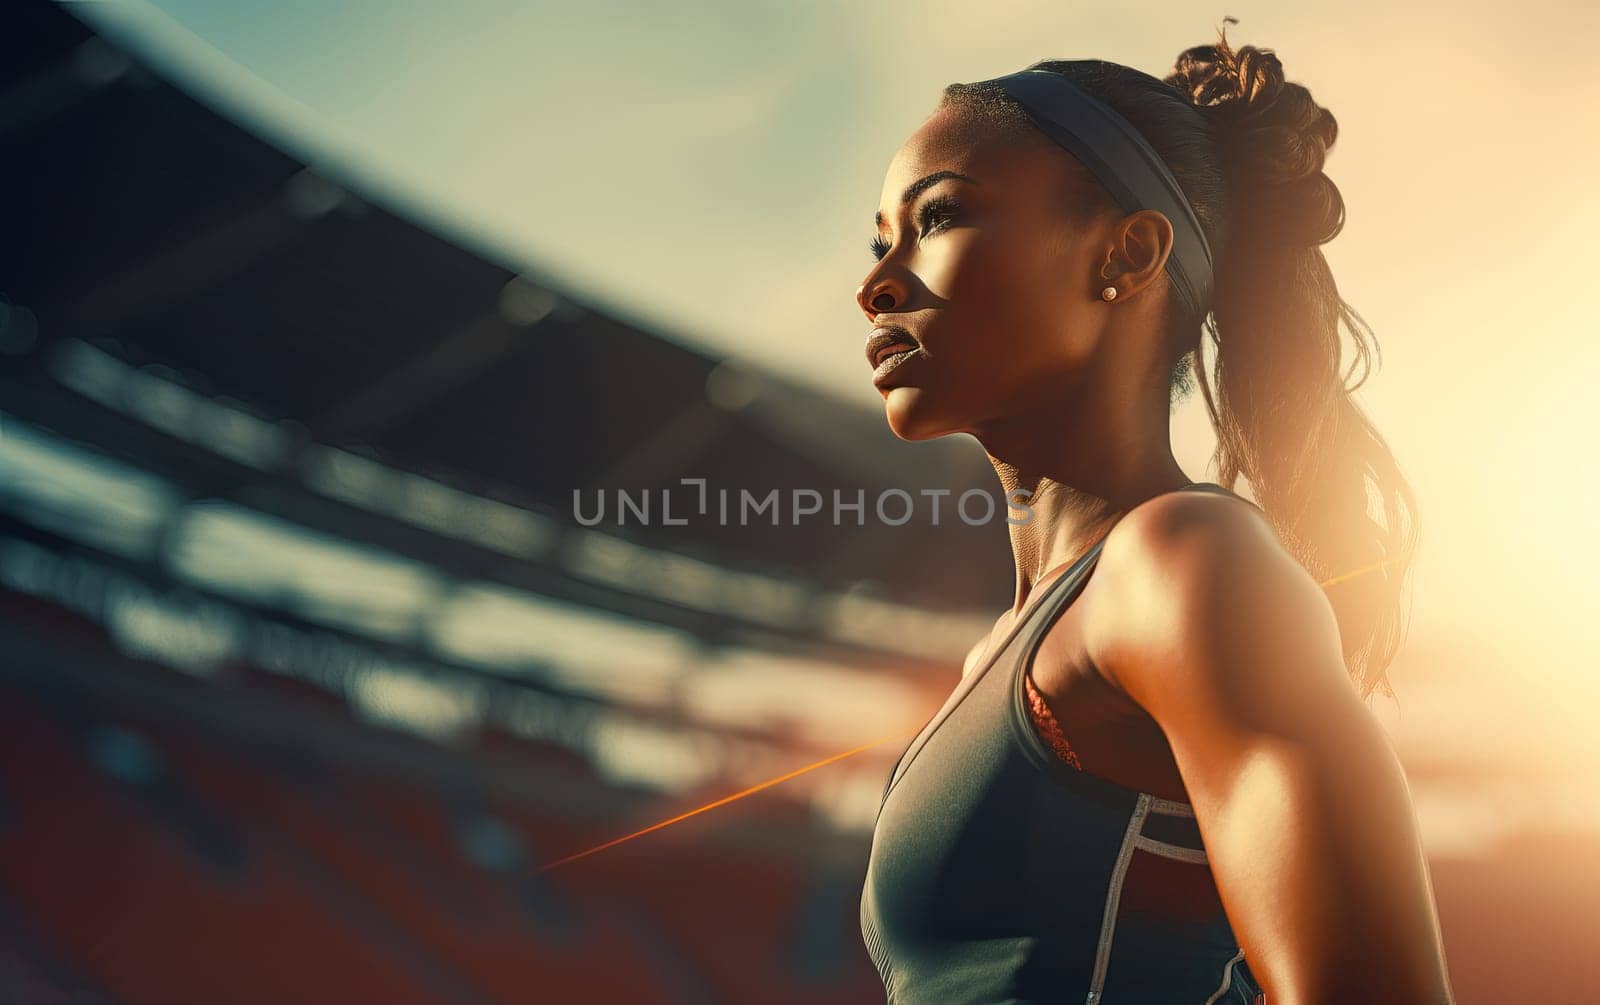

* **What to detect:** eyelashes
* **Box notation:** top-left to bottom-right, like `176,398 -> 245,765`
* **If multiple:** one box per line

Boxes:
870,194 -> 961,261
918,194 -> 960,236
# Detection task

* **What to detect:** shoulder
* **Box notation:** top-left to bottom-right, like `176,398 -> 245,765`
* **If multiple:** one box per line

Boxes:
1096,486 -> 1284,600
1082,486 -> 1354,726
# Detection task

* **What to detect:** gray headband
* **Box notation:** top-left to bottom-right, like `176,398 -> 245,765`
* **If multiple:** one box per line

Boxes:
979,67 -> 1215,319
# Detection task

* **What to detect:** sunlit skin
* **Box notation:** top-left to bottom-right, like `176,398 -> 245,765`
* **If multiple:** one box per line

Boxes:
855,104 -> 1454,1004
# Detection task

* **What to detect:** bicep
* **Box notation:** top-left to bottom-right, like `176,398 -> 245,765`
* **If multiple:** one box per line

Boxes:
1090,497 -> 1452,1002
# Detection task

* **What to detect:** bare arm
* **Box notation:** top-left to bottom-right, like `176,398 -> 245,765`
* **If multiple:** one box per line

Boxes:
1086,492 -> 1454,1005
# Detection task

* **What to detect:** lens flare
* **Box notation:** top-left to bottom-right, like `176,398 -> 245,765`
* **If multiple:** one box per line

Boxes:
538,728 -> 918,873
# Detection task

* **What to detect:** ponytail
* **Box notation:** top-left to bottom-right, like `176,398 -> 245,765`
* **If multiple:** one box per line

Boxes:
1169,22 -> 1419,698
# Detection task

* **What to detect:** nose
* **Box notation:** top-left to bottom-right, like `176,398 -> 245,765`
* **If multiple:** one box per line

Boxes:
855,276 -> 902,319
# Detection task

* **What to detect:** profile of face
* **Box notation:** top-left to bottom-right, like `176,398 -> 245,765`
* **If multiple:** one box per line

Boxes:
857,103 -> 1129,442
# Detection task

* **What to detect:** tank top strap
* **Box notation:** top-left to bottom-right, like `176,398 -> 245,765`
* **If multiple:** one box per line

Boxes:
875,481 -> 1248,812
1183,479 -> 1262,510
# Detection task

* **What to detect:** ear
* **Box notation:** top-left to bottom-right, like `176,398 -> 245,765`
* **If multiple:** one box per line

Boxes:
1098,209 -> 1175,301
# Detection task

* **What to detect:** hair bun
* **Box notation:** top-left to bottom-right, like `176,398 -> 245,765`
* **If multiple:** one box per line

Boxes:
1165,18 -> 1345,247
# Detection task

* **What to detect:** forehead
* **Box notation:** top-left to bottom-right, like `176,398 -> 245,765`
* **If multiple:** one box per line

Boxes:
878,103 -> 1065,211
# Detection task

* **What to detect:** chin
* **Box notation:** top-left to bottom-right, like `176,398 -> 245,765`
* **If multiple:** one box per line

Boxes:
882,387 -> 959,441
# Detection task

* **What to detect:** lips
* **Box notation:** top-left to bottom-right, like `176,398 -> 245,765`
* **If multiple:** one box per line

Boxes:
866,325 -> 925,389
865,325 -> 920,369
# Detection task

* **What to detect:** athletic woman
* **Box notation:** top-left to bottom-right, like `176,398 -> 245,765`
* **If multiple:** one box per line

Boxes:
856,25 -> 1454,1004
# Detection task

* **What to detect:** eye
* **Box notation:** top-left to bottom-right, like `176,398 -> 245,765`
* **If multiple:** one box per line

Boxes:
916,194 -> 960,237
869,195 -> 963,261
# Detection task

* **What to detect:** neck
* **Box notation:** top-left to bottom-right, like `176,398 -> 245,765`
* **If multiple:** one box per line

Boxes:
975,394 -> 1191,617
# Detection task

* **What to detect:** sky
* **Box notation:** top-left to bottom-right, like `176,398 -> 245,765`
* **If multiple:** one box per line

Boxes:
70,0 -> 1600,811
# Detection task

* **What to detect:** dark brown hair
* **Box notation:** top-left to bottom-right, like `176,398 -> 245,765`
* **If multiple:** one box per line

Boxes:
941,19 -> 1418,699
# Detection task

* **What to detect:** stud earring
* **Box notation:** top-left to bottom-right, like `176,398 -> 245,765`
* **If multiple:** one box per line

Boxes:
1100,286 -> 1118,302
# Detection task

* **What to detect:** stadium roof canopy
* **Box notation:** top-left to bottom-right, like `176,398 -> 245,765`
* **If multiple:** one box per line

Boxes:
1,0 -> 1011,633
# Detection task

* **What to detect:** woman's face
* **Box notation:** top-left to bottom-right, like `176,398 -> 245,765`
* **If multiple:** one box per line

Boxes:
857,104 -> 1115,441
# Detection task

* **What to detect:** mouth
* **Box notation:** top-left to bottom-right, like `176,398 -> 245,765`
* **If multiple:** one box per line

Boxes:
870,344 -> 923,388
865,325 -> 921,369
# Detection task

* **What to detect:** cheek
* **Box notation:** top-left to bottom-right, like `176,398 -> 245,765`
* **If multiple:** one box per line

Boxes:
926,233 -> 1078,378
920,230 -> 1036,306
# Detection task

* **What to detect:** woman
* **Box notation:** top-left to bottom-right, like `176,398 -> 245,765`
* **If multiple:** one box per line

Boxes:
855,25 -> 1455,1005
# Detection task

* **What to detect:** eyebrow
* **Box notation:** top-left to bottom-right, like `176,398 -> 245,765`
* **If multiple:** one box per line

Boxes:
875,170 -> 979,229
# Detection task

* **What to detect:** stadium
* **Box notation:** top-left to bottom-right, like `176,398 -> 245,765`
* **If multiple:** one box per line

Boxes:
2,2 -> 1595,1001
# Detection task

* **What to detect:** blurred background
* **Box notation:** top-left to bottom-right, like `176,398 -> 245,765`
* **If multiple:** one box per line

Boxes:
1,0 -> 1596,1001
